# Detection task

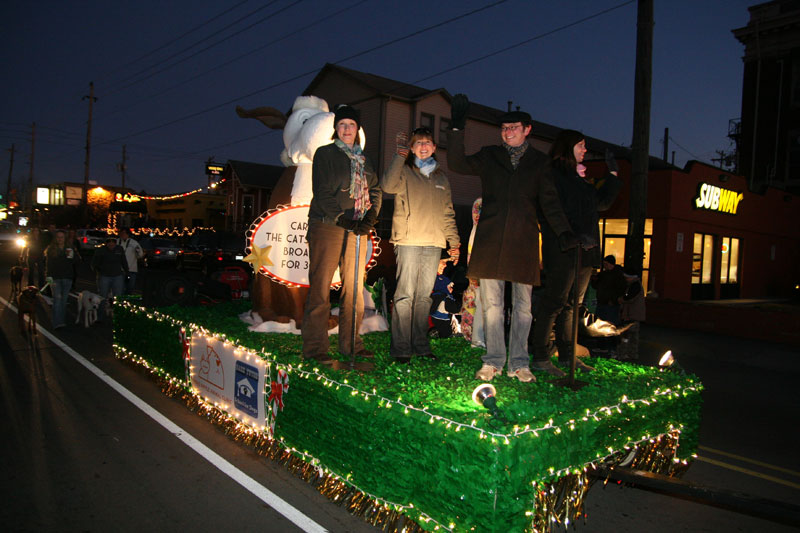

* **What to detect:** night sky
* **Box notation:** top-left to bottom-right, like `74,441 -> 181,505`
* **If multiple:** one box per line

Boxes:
1,0 -> 754,195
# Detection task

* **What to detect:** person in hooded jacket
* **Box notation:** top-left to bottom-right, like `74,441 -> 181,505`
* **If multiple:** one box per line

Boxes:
531,130 -> 622,376
382,126 -> 460,362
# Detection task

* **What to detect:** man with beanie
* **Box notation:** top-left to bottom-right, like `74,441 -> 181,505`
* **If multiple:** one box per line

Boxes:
447,94 -> 577,383
301,104 -> 382,363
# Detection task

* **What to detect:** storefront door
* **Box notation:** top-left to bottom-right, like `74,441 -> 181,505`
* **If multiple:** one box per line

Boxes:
691,233 -> 715,299
719,236 -> 741,299
691,233 -> 741,299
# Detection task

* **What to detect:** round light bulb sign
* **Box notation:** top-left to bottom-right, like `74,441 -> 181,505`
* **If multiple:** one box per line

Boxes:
247,205 -> 376,288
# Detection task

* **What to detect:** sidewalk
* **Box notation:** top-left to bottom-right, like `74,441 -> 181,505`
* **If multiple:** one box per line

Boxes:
645,297 -> 800,347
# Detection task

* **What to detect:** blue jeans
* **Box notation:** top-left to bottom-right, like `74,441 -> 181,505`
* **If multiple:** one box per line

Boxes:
390,245 -> 441,356
480,279 -> 532,372
98,275 -> 125,318
51,278 -> 73,327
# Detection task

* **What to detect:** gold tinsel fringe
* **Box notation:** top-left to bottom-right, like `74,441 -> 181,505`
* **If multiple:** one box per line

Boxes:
115,351 -> 427,533
116,350 -> 690,533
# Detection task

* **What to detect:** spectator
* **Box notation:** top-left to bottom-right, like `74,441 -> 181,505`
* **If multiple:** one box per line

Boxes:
618,269 -> 646,360
593,255 -> 627,325
429,262 -> 460,339
459,198 -> 484,348
92,237 -> 128,321
21,227 -> 46,288
118,228 -> 144,294
44,230 -> 80,329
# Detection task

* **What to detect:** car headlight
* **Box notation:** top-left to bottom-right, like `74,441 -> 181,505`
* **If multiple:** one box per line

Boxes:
16,237 -> 27,248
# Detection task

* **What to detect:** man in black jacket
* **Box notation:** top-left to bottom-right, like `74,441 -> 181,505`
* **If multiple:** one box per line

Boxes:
92,237 -> 128,320
447,94 -> 576,383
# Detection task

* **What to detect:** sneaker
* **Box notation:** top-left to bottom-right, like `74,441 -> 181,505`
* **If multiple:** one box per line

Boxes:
507,367 -> 536,383
531,360 -> 566,378
475,364 -> 500,381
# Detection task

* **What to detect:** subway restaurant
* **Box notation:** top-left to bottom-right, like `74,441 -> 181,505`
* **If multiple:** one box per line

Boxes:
586,158 -> 800,301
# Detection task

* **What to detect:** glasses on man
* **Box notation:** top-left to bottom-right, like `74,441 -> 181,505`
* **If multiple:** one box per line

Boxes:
500,124 -> 523,133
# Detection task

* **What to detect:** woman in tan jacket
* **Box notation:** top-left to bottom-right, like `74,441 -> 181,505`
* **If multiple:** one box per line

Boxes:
382,127 -> 460,362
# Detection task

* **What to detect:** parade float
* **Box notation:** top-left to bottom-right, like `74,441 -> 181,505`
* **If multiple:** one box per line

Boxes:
112,96 -> 702,532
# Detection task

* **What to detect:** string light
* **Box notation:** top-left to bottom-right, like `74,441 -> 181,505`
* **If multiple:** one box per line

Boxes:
114,298 -> 702,533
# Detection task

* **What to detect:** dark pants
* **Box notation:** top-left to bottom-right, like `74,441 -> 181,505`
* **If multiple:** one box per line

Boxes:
301,220 -> 368,357
532,248 -> 593,363
27,256 -> 45,288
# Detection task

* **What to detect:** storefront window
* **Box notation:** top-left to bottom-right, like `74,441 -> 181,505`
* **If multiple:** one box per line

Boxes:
729,238 -> 739,283
720,237 -> 730,283
702,234 -> 713,283
599,218 -> 653,292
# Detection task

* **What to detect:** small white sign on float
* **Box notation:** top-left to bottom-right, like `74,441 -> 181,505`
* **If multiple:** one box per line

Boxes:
190,334 -> 268,424
248,204 -> 376,288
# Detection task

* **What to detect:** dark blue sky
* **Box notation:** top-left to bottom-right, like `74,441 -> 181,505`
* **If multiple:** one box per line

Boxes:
1,0 -> 753,195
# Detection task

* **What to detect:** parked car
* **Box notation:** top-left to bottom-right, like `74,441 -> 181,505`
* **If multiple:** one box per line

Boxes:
75,229 -> 109,251
140,237 -> 182,268
177,230 -> 249,276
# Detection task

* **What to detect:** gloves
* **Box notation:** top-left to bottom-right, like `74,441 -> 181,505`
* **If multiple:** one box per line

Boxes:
450,93 -> 470,130
354,221 -> 374,236
336,216 -> 358,232
46,276 -> 54,285
605,149 -> 618,174
558,231 -> 580,251
396,131 -> 409,157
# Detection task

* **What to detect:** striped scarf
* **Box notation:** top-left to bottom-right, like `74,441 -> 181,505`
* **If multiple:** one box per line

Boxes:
503,141 -> 529,169
335,139 -> 371,220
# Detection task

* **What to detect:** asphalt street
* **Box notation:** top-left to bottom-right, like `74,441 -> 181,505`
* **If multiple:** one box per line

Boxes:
1,248 -> 798,532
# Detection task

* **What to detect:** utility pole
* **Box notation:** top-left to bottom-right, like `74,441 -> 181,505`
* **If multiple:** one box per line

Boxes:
625,0 -> 653,279
662,127 -> 669,162
82,81 -> 97,220
29,123 -> 36,222
118,144 -> 127,189
6,144 -> 14,209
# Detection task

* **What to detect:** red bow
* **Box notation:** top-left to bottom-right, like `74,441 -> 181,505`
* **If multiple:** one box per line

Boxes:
268,381 -> 285,411
179,328 -> 190,361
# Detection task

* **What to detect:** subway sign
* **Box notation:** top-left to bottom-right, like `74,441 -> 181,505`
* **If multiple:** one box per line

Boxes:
694,183 -> 743,215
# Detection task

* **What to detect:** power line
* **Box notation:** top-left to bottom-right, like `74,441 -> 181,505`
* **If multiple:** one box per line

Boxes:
105,0 -> 286,94
97,0 -> 251,85
668,135 -> 701,161
98,0 -> 368,121
96,0 -> 512,147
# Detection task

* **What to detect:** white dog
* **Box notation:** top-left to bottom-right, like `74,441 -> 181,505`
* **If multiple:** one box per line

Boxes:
75,291 -> 104,327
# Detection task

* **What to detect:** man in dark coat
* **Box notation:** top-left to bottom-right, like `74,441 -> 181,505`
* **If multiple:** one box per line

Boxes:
447,94 -> 576,383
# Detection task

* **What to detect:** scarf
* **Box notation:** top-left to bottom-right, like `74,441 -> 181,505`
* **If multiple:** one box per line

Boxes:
503,141 -> 529,169
414,156 -> 437,176
334,139 -> 371,220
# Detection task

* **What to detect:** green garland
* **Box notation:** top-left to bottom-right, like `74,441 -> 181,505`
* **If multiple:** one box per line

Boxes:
113,299 -> 702,532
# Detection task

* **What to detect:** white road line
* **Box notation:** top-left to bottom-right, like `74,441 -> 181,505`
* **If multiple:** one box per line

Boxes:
1,296 -> 327,533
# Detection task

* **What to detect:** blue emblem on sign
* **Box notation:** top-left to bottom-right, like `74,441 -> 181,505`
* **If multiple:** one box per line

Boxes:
234,361 -> 259,418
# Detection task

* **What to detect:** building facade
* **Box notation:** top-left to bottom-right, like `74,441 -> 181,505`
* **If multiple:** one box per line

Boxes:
733,0 -> 800,193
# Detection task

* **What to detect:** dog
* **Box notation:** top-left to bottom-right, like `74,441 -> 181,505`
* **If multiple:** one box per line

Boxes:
10,265 -> 24,300
17,286 -> 39,336
75,290 -> 104,328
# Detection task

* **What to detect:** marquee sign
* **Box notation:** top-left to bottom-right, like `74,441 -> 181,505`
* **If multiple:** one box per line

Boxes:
246,204 -> 379,288
694,183 -> 743,215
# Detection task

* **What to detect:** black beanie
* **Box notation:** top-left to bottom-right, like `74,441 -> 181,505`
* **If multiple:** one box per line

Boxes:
333,105 -> 360,129
498,110 -> 532,126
